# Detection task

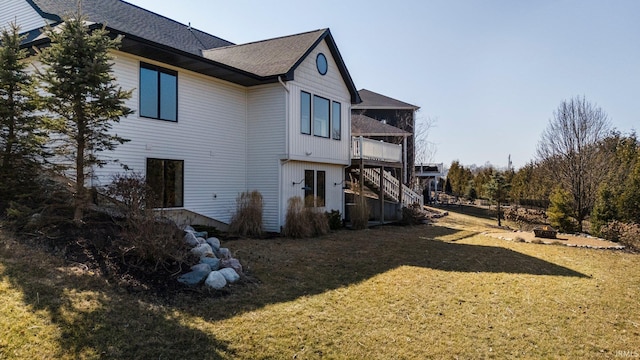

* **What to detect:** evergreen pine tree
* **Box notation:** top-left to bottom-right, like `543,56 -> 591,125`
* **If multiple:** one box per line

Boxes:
36,13 -> 133,222
483,172 -> 510,226
0,23 -> 47,210
547,187 -> 576,233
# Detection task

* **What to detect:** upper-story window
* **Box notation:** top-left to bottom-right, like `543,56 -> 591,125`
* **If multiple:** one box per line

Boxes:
301,91 -> 311,135
313,95 -> 330,138
140,63 -> 177,121
332,101 -> 341,140
300,91 -> 341,140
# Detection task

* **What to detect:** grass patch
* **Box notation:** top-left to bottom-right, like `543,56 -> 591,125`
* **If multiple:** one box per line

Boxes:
1,211 -> 639,359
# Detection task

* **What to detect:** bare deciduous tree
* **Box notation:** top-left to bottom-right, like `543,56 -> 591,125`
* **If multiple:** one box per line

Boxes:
536,96 -> 612,232
414,116 -> 437,165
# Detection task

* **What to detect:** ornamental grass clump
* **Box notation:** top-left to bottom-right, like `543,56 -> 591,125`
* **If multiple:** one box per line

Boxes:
283,196 -> 330,238
283,196 -> 311,238
229,190 -> 263,238
350,194 -> 369,230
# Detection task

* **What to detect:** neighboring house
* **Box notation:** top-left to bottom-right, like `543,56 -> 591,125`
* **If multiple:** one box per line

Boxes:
351,89 -> 420,185
2,0 -> 361,232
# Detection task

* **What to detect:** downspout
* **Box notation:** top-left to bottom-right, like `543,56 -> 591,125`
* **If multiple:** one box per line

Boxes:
278,76 -> 290,159
278,76 -> 290,231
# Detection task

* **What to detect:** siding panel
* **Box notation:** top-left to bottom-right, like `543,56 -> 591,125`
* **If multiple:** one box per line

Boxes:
247,84 -> 286,232
288,40 -> 352,165
94,52 -> 248,225
281,162 -> 345,226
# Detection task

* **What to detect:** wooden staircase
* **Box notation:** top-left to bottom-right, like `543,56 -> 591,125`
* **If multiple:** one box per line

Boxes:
352,168 -> 423,207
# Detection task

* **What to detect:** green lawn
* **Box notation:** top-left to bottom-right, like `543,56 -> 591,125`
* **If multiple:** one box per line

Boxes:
1,213 -> 639,359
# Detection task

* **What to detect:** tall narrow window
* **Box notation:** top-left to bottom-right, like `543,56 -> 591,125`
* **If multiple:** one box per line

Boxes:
300,91 -> 311,134
332,101 -> 341,140
303,170 -> 326,207
140,63 -> 177,121
304,169 -> 314,206
313,95 -> 330,138
146,158 -> 184,208
316,170 -> 326,207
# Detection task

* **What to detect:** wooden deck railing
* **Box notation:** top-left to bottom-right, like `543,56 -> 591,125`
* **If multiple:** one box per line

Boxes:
351,136 -> 402,163
359,167 -> 424,207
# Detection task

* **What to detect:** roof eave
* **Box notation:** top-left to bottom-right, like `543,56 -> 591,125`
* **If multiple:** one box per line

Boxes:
25,0 -> 62,22
352,105 -> 421,111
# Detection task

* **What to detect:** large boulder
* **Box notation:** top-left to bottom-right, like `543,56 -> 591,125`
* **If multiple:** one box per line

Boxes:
218,268 -> 240,283
217,247 -> 231,259
190,263 -> 212,273
194,231 -> 208,239
184,232 -> 199,247
190,243 -> 214,257
204,271 -> 227,290
177,268 -> 210,286
200,256 -> 220,270
221,258 -> 243,274
206,237 -> 221,251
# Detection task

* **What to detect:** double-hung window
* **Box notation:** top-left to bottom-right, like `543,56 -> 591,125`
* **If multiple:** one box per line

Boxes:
146,158 -> 184,208
140,63 -> 177,121
304,169 -> 326,207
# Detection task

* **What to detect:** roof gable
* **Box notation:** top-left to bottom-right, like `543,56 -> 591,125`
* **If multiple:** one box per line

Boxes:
353,89 -> 419,110
203,29 -> 360,104
203,29 -> 326,79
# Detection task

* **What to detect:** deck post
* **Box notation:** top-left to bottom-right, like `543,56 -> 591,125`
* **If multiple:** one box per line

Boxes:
399,165 -> 404,219
379,165 -> 384,224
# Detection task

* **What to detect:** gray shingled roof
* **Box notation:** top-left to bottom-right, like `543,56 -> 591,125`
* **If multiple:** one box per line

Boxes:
29,0 -> 234,55
352,114 -> 411,136
25,0 -> 361,103
203,29 -> 326,78
353,89 -> 419,110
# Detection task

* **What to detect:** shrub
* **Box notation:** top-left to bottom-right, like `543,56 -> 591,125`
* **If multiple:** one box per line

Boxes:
105,172 -> 187,271
400,203 -> 427,226
547,187 -> 577,233
229,190 -> 263,238
116,216 -> 188,271
325,210 -> 343,230
104,172 -> 158,218
600,220 -> 640,250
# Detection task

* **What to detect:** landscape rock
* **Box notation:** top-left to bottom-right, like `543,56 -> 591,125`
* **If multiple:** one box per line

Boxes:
183,225 -> 195,232
177,269 -> 210,286
206,237 -> 221,251
194,231 -> 208,239
221,258 -> 243,274
184,232 -> 199,247
200,256 -> 220,270
190,243 -> 214,257
196,237 -> 207,244
191,263 -> 212,273
218,247 -> 231,259
204,271 -> 227,290
218,268 -> 240,283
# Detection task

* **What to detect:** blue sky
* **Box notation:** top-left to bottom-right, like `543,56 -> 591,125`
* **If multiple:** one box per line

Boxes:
128,0 -> 640,169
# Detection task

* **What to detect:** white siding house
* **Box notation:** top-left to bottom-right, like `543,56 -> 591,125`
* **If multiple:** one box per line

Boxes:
5,0 -> 361,232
